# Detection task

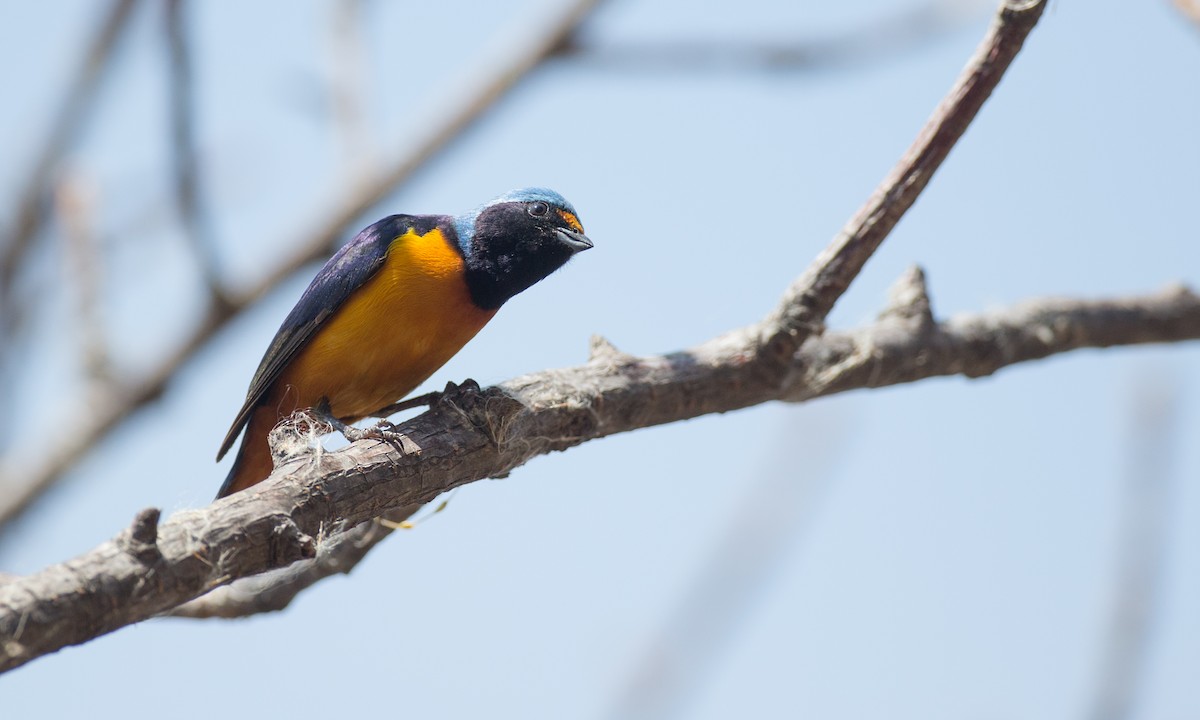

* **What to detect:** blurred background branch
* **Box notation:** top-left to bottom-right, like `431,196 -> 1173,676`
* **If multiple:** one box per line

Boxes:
165,0 -> 231,310
606,412 -> 845,720
1174,0 -> 1200,28
54,173 -> 114,404
1086,381 -> 1178,720
0,0 -> 139,332
328,0 -> 371,180
556,0 -> 981,71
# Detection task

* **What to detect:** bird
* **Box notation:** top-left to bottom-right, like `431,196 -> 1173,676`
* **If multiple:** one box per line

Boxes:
215,188 -> 592,498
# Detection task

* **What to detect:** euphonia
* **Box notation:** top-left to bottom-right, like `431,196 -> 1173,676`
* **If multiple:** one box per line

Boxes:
216,188 -> 591,498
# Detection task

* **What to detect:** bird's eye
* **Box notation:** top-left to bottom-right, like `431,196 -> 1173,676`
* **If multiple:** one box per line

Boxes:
528,201 -> 550,218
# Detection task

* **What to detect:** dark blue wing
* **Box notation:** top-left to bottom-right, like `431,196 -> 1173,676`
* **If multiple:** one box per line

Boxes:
217,214 -> 439,460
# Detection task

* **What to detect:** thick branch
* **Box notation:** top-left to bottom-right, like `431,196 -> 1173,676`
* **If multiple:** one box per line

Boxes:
794,281 -> 1200,399
169,505 -> 419,618
3,276 -> 1198,667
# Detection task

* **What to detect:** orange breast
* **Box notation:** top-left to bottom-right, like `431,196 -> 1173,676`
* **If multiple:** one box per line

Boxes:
271,227 -> 496,422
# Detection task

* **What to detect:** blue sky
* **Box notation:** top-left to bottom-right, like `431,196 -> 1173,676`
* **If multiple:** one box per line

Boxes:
2,1 -> 1199,718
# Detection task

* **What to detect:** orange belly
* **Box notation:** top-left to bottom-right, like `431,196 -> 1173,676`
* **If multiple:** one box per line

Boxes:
225,227 -> 496,494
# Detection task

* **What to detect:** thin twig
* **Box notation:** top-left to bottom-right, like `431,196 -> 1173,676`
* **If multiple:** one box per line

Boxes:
763,0 -> 1046,357
0,0 -> 608,532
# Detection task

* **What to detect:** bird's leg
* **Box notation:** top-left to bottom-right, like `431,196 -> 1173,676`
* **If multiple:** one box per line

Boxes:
315,398 -> 418,455
370,379 -> 486,421
369,391 -> 441,419
313,398 -> 355,437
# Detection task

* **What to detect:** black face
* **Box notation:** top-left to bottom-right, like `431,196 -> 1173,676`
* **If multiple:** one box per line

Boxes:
462,200 -> 592,310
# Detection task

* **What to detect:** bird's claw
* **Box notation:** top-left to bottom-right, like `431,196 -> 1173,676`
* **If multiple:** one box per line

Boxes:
356,420 -> 419,455
312,400 -> 418,454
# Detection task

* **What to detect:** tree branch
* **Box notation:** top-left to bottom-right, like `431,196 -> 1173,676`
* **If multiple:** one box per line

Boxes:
2,271 -> 1198,669
791,272 -> 1200,400
758,0 -> 1045,371
169,505 -> 419,618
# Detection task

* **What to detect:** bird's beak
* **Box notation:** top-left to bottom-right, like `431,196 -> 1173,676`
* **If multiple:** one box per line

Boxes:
555,228 -> 594,253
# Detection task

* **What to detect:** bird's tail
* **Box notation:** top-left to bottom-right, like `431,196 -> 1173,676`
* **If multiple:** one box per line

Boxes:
215,448 -> 244,499
215,412 -> 275,499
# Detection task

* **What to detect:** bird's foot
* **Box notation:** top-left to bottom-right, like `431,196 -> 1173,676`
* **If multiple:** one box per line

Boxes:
347,420 -> 421,456
313,399 -> 418,454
